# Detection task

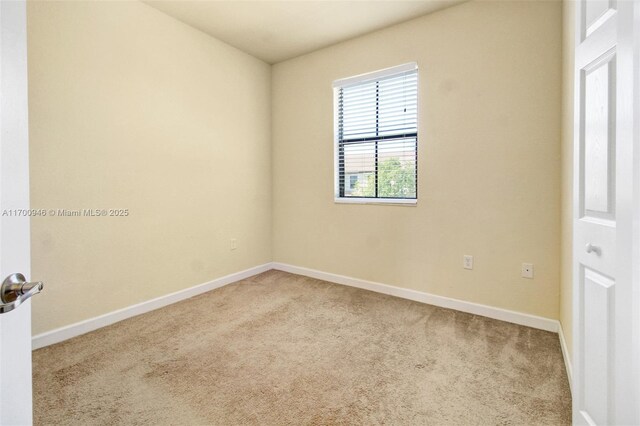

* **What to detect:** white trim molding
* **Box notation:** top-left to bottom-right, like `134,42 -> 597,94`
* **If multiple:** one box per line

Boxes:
334,197 -> 417,206
272,262 -> 559,333
558,322 -> 573,393
32,263 -> 272,350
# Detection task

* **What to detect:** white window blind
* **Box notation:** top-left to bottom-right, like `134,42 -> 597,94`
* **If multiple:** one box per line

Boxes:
334,63 -> 418,202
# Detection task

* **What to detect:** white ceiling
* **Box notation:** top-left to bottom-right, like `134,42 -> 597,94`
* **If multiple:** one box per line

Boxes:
144,1 -> 465,64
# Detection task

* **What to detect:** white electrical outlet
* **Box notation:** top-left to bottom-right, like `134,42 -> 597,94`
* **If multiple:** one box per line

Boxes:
522,263 -> 534,279
463,255 -> 473,270
230,238 -> 237,251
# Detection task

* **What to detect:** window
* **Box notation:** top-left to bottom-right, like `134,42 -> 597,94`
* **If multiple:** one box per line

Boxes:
334,63 -> 418,204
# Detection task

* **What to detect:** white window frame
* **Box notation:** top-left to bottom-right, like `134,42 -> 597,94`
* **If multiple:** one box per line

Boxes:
333,62 -> 419,206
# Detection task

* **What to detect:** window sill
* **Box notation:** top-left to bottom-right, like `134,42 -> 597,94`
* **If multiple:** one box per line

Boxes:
334,197 -> 417,206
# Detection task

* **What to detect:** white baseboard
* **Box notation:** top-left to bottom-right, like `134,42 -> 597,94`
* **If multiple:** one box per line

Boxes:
32,263 -> 272,350
34,260 -> 569,389
272,262 -> 559,333
558,322 -> 573,393
274,262 -> 574,387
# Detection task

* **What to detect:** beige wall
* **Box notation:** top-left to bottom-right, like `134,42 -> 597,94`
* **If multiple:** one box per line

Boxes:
27,1 -> 272,334
272,0 -> 562,319
28,0 -> 565,336
560,0 -> 575,357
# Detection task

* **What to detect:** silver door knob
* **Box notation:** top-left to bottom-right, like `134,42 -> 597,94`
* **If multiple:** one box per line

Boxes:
0,273 -> 43,314
585,243 -> 602,255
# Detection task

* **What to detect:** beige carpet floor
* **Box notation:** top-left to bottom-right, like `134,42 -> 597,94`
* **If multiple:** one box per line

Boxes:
33,270 -> 571,425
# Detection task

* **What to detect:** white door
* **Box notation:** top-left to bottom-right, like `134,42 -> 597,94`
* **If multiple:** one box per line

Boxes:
573,1 -> 640,425
0,1 -> 36,425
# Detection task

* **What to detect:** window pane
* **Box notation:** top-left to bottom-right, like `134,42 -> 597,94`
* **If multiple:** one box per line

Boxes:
377,138 -> 417,198
341,83 -> 377,140
343,142 -> 375,197
378,73 -> 418,138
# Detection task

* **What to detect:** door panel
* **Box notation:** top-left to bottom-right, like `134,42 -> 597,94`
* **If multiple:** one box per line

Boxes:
583,53 -> 615,218
581,267 -> 614,426
584,0 -> 616,38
